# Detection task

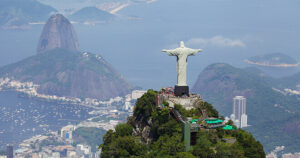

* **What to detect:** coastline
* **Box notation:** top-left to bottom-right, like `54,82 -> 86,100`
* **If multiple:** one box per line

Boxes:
244,59 -> 300,68
0,77 -> 124,108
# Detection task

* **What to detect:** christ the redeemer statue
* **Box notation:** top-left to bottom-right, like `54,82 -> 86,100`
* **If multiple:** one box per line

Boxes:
162,41 -> 202,96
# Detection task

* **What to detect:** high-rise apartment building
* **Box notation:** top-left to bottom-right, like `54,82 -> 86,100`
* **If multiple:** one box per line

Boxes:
232,96 -> 248,128
6,144 -> 13,158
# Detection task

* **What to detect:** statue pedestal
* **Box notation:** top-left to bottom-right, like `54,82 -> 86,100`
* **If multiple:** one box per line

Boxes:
174,85 -> 189,97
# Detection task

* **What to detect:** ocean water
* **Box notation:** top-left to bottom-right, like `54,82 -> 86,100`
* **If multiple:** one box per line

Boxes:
0,91 -> 92,150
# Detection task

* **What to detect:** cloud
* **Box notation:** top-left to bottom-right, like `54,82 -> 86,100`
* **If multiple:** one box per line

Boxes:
186,36 -> 246,48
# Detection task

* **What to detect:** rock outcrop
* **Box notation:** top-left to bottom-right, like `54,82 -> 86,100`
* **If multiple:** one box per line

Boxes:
37,14 -> 79,53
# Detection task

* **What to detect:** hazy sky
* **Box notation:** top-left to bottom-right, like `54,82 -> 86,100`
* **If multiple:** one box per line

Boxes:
0,0 -> 299,89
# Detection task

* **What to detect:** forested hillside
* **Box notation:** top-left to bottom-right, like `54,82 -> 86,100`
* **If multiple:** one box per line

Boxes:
100,90 -> 265,157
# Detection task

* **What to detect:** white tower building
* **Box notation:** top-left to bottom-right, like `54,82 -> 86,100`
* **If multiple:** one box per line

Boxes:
232,96 -> 248,128
234,120 -> 240,128
241,113 -> 248,128
230,114 -> 235,121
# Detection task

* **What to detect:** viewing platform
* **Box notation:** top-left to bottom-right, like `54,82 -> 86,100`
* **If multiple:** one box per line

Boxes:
157,87 -> 202,110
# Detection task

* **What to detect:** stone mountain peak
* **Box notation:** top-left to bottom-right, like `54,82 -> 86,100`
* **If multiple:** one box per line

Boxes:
37,14 -> 79,53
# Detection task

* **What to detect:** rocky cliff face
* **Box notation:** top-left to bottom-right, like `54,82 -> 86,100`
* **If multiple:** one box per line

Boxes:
37,14 -> 79,53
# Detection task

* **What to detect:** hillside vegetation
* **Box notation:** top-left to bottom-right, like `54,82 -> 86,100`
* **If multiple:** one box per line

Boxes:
0,48 -> 132,100
73,127 -> 106,152
192,63 -> 300,152
100,90 -> 265,157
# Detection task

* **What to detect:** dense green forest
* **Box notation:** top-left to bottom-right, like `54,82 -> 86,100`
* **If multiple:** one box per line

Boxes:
100,90 -> 265,157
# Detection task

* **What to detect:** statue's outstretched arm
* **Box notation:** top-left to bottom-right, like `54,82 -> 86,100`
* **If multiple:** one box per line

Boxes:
189,49 -> 203,56
162,49 -> 178,56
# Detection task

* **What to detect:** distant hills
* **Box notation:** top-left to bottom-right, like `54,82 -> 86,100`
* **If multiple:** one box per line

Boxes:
0,0 -> 159,29
280,72 -> 300,90
247,114 -> 300,153
37,0 -> 155,13
0,0 -> 56,29
192,63 -> 300,152
69,7 -> 115,24
38,0 -> 130,12
0,0 -> 120,29
245,53 -> 299,68
0,14 -> 133,100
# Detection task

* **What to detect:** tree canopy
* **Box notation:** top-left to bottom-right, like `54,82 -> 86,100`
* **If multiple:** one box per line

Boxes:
100,90 -> 265,157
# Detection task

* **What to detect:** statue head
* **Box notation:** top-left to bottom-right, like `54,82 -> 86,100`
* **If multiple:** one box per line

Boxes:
180,41 -> 185,48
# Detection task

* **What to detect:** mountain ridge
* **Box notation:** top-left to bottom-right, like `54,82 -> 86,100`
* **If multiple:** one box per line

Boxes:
69,7 -> 115,23
192,63 -> 300,152
0,48 -> 133,100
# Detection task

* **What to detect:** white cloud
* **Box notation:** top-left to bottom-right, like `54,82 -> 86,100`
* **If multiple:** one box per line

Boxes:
186,36 -> 246,48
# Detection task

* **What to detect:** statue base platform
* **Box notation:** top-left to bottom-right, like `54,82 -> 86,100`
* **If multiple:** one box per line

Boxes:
174,85 -> 189,97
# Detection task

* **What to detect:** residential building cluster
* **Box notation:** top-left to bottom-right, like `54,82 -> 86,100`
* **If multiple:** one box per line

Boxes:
12,106 -> 125,158
265,146 -> 300,158
272,87 -> 300,96
11,124 -> 102,158
266,146 -> 285,158
5,100 -> 128,158
282,153 -> 300,158
60,125 -> 75,143
267,152 -> 300,158
0,77 -> 125,107
77,119 -> 120,131
124,90 -> 147,112
16,143 -> 100,158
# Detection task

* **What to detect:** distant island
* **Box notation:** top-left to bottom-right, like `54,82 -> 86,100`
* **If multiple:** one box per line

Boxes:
0,0 -> 56,29
69,7 -> 115,24
244,53 -> 299,68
